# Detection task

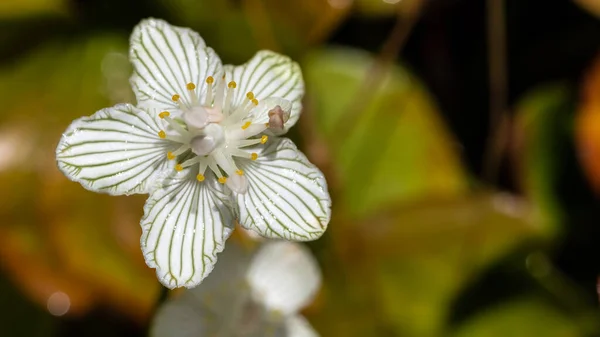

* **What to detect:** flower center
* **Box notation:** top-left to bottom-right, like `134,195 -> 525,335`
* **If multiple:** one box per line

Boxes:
155,75 -> 275,194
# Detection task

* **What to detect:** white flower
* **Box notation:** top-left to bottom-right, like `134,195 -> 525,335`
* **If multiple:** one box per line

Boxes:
151,241 -> 321,337
55,18 -> 331,288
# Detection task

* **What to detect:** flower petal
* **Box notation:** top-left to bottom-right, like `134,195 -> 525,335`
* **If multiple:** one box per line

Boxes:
151,297 -> 212,337
130,18 -> 223,111
186,242 -> 254,315
225,51 -> 304,134
141,170 -> 235,289
56,103 -> 174,195
285,316 -> 319,337
236,138 -> 331,241
246,241 -> 321,315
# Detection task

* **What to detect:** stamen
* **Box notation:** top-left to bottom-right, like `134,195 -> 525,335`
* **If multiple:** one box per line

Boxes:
167,152 -> 175,160
223,81 -> 237,115
251,153 -> 258,160
246,92 -> 254,100
205,76 -> 214,106
218,177 -> 227,184
175,164 -> 183,171
214,75 -> 226,111
236,169 -> 244,175
163,116 -> 189,136
260,135 -> 268,144
187,82 -> 198,105
252,98 -> 259,106
196,174 -> 205,182
159,111 -> 170,119
241,121 -> 252,130
158,130 -> 166,139
172,94 -> 180,102
180,156 -> 202,168
172,144 -> 190,156
208,160 -> 223,178
235,139 -> 262,147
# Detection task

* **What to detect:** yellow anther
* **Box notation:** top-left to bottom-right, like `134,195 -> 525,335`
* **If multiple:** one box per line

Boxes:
166,152 -> 175,160
172,94 -> 180,101
251,153 -> 258,160
158,130 -> 166,139
251,98 -> 259,106
265,122 -> 270,127
175,164 -> 183,171
206,76 -> 214,84
260,135 -> 268,144
159,111 -> 170,119
235,170 -> 244,176
196,174 -> 205,182
186,82 -> 196,90
241,121 -> 252,130
246,92 -> 254,100
228,81 -> 237,89
218,177 -> 227,184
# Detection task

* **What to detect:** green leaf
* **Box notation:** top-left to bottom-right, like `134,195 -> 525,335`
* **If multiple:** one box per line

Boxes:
0,0 -> 68,18
451,298 -> 584,337
0,35 -> 157,320
513,84 -> 571,238
314,193 -> 543,337
303,47 -> 469,217
158,0 -> 348,62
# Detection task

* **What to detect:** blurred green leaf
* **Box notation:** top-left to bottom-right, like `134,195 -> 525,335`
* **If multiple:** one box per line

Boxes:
303,48 -> 469,217
354,0 -> 422,17
513,84 -> 571,237
0,0 -> 68,18
159,0 -> 348,62
451,298 -> 584,337
0,35 -> 156,321
315,192 -> 543,337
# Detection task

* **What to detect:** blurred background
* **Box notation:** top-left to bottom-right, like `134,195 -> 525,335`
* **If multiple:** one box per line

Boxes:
1,0 -> 600,336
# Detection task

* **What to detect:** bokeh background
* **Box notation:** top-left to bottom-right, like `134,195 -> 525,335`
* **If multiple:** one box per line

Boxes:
1,0 -> 600,336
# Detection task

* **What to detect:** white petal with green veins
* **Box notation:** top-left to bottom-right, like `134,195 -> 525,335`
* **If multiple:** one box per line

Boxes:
236,138 -> 331,241
130,18 -> 223,111
141,170 -> 235,289
225,51 -> 303,134
247,241 -> 321,315
56,103 -> 173,195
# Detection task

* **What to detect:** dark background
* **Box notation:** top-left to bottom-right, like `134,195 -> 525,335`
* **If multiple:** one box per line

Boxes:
1,0 -> 599,336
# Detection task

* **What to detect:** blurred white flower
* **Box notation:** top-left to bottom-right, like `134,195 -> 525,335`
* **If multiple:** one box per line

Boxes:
151,241 -> 321,337
55,18 -> 332,288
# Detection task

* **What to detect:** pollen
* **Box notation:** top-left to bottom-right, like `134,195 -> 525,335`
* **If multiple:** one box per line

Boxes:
236,169 -> 244,176
228,81 -> 237,89
196,174 -> 205,182
158,130 -> 166,139
166,152 -> 175,160
251,153 -> 258,160
206,76 -> 214,84
260,135 -> 268,144
175,164 -> 183,171
252,98 -> 259,106
172,94 -> 180,101
246,92 -> 254,100
241,121 -> 252,130
186,82 -> 196,90
159,111 -> 170,119
218,177 -> 227,184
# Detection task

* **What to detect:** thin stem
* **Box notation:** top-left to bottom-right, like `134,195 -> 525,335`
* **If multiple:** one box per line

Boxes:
483,0 -> 509,183
333,1 -> 424,138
